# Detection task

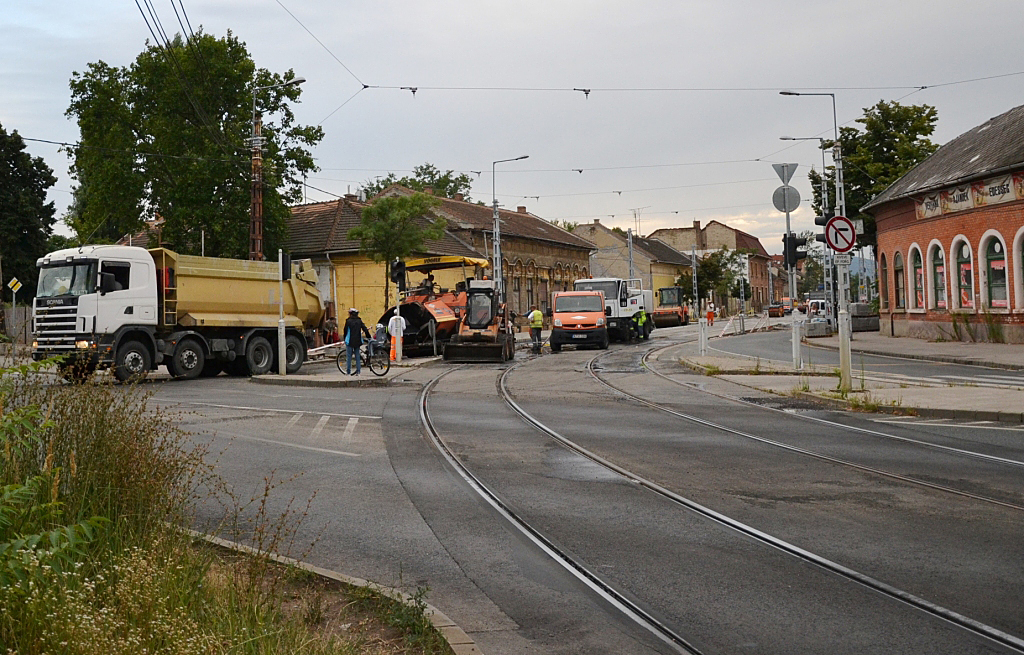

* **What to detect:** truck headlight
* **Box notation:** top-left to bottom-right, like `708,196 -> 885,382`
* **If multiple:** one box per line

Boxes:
75,340 -> 91,349
32,340 -> 38,349
553,318 -> 562,327
597,318 -> 605,326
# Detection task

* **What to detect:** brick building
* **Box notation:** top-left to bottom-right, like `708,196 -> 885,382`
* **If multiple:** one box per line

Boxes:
649,220 -> 772,312
863,104 -> 1024,343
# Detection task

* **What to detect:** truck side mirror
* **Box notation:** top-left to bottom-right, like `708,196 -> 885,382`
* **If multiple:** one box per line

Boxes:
605,307 -> 612,316
99,272 -> 117,295
619,298 -> 627,308
546,307 -> 552,317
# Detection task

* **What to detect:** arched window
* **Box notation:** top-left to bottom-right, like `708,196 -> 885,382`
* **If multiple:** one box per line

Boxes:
931,245 -> 946,309
893,252 -> 906,309
956,242 -> 973,308
879,254 -> 889,310
911,249 -> 924,309
987,238 -> 1008,308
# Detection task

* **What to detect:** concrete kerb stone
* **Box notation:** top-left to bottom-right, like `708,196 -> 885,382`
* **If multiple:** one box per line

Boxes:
807,341 -> 1024,371
186,530 -> 483,655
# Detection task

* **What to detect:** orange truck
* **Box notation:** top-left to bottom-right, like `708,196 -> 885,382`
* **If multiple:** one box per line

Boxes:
547,290 -> 609,352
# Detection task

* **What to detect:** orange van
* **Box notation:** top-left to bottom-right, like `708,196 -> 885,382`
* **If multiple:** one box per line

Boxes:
548,290 -> 609,352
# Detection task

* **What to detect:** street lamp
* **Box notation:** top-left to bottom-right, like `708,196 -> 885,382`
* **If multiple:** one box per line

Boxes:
491,155 -> 528,303
781,90 -> 853,390
249,76 -> 306,261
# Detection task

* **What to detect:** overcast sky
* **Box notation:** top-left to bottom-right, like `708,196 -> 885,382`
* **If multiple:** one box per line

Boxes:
4,1 -> 1023,253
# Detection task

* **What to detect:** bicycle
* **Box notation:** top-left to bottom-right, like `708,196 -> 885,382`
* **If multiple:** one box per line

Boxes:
335,338 -> 390,376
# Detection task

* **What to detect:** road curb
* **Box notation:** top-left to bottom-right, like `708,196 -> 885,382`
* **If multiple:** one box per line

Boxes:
806,341 -> 1024,371
188,530 -> 483,655
250,374 -> 396,388
678,357 -> 837,377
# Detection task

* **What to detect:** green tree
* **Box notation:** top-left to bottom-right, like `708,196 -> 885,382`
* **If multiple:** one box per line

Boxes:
678,247 -> 744,307
347,193 -> 446,308
66,30 -> 322,257
809,100 -> 938,251
363,163 -> 474,200
0,123 -> 57,299
796,229 -> 825,295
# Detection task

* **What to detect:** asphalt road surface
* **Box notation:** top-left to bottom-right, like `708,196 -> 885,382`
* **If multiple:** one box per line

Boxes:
147,331 -> 1024,654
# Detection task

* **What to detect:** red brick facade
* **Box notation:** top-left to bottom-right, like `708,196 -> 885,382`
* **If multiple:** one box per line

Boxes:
874,196 -> 1024,342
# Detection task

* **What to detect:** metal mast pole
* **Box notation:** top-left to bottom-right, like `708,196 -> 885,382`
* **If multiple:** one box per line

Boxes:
249,111 -> 264,261
627,228 -> 634,279
491,155 -> 528,306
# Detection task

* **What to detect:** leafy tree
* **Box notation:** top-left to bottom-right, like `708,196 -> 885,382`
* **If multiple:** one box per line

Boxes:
347,193 -> 446,308
678,247 -> 744,307
809,100 -> 938,251
65,30 -> 322,257
552,220 -> 579,232
0,123 -> 57,299
363,163 -> 474,200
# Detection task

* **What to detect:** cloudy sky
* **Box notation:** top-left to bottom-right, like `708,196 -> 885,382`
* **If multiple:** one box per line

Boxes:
4,1 -> 1023,253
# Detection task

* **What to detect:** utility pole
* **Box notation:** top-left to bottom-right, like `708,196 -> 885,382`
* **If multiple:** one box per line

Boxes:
627,228 -> 635,279
492,155 -> 529,304
249,113 -> 264,261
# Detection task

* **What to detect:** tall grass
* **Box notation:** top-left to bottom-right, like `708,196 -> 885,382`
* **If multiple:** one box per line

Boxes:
0,352 -> 449,654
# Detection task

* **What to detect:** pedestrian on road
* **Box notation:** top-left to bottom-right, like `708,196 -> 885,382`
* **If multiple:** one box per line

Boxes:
707,301 -> 715,327
343,308 -> 372,375
387,312 -> 407,362
527,305 -> 544,353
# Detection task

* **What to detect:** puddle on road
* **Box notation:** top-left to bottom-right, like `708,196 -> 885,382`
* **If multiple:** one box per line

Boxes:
542,448 -> 628,484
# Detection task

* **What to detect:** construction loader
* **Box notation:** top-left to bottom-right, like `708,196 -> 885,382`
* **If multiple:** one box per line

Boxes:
442,278 -> 515,363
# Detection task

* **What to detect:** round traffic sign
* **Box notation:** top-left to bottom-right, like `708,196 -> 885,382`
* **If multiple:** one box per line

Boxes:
825,215 -> 856,253
772,185 -> 801,213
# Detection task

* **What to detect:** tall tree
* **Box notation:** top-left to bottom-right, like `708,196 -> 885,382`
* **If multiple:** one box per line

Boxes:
809,100 -> 938,251
678,247 -> 744,307
0,123 -> 57,299
347,193 -> 446,308
66,30 -> 322,257
363,163 -> 474,200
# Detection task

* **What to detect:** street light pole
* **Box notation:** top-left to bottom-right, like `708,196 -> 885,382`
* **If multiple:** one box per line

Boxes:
781,90 -> 852,390
250,76 -> 305,261
491,155 -> 528,305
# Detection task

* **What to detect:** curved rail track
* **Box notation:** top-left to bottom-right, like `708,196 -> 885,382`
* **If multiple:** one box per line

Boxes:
489,357 -> 1024,653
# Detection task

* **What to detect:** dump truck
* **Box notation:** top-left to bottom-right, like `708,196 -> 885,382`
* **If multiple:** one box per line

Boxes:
32,245 -> 325,381
441,278 -> 515,362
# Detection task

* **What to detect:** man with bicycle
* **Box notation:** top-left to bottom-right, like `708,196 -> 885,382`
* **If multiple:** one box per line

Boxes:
342,308 -> 372,375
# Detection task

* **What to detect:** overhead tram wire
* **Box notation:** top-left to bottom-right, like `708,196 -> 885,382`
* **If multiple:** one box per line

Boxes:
22,137 -> 245,164
274,0 -> 365,88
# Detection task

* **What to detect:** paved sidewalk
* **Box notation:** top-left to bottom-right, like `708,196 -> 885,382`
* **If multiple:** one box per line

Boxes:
677,340 -> 1024,423
809,331 -> 1024,370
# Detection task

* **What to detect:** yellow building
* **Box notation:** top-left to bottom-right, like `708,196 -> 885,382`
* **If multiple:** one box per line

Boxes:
286,194 -> 483,326
571,219 -> 693,301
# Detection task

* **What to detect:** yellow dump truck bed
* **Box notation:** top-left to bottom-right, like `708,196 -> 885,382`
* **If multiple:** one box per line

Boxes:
148,249 -> 325,330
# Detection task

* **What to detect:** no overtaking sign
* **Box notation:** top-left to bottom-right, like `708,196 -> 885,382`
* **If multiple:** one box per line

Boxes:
825,216 -> 856,253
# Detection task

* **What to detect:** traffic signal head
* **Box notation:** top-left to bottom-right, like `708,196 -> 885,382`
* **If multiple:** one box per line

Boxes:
814,215 -> 829,227
783,234 -> 808,270
390,259 -> 406,291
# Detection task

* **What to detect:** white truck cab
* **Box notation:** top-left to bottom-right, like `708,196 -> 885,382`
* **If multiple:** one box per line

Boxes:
573,277 -> 653,342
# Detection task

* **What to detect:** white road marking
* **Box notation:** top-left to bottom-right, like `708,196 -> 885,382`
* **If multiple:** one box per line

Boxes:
873,419 -> 1024,432
174,401 -> 380,420
342,417 -> 358,441
285,412 -> 303,430
211,432 -> 360,457
310,415 -> 330,439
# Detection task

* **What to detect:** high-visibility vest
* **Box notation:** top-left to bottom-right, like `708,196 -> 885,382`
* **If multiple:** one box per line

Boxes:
529,310 -> 543,328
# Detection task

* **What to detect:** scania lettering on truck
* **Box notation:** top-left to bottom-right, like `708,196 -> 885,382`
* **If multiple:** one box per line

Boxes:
32,245 -> 325,381
548,290 -> 609,352
573,277 -> 653,342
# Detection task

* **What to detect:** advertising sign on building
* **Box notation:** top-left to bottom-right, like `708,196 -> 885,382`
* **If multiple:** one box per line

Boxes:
972,174 -> 1015,207
916,193 -> 942,219
940,185 -> 972,214
916,171 -> 1024,218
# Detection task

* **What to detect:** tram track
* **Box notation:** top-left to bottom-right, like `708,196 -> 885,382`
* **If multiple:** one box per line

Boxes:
492,354 -> 1024,654
419,367 -> 702,655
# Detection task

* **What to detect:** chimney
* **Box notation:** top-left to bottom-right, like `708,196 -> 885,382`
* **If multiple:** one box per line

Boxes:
344,194 -> 357,201
424,187 -> 434,195
517,206 -> 527,213
453,192 -> 464,201
593,218 -> 600,224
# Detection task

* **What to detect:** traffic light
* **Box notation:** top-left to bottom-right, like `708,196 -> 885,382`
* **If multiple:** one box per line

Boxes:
279,252 -> 291,281
390,259 -> 406,291
783,234 -> 808,270
814,215 -> 829,245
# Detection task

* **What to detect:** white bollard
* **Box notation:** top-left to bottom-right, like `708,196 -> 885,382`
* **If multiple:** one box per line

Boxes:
838,309 -> 852,391
699,318 -> 708,356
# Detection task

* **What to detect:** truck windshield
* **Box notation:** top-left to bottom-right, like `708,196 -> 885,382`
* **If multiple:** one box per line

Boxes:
574,280 -> 617,300
659,288 -> 680,306
555,295 -> 604,312
37,262 -> 97,298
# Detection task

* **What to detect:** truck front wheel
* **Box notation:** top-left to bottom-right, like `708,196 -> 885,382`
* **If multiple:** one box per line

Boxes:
168,338 -> 205,380
246,336 -> 273,376
113,340 -> 151,383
